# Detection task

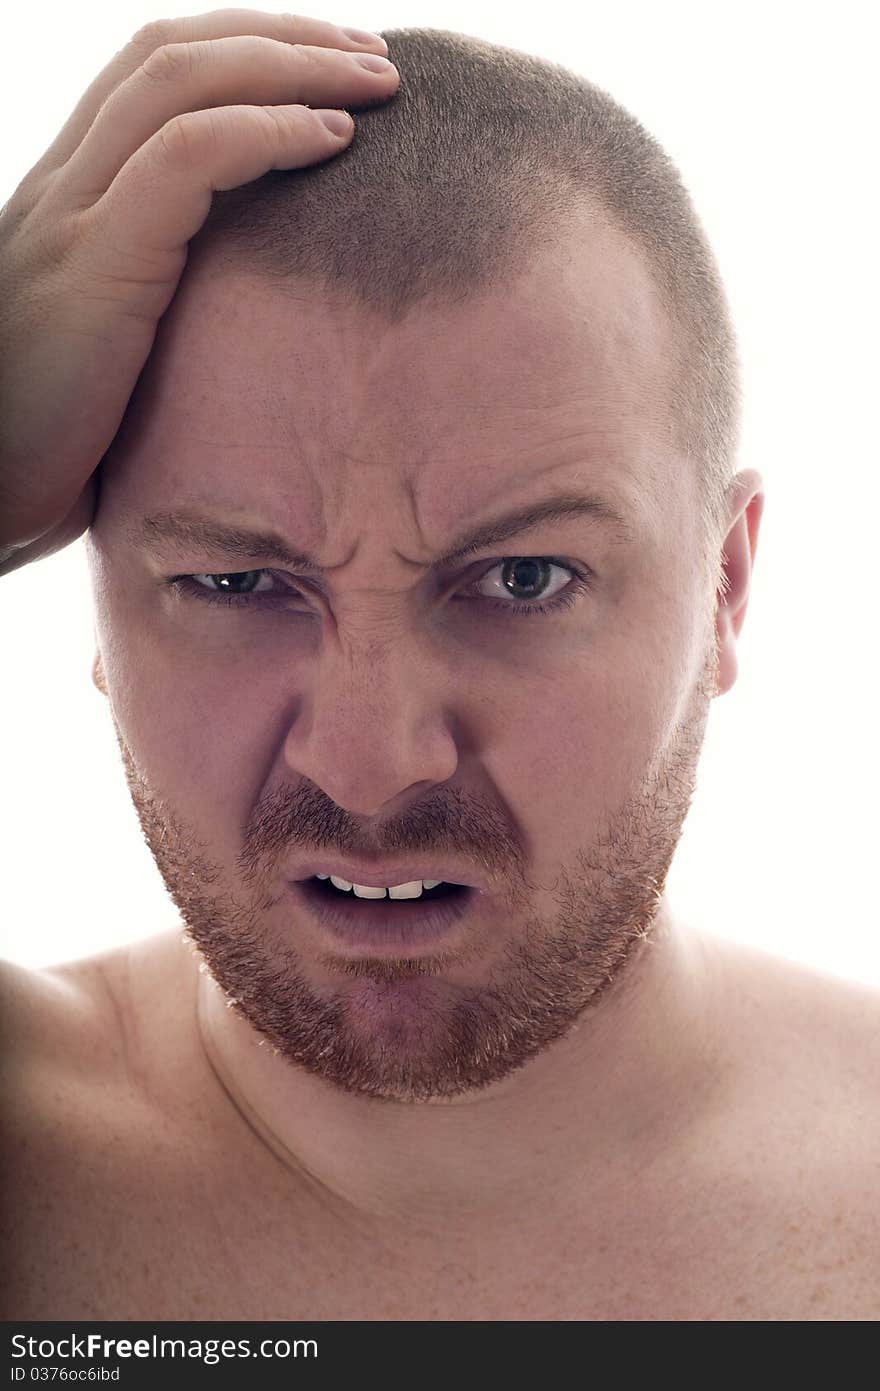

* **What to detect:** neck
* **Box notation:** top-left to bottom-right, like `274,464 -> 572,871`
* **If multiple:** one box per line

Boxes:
193,897 -> 725,1235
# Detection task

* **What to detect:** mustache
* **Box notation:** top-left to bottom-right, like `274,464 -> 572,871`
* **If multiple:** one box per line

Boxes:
235,781 -> 520,887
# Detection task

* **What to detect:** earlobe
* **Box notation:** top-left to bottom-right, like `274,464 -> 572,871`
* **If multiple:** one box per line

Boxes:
91,651 -> 108,697
713,471 -> 765,698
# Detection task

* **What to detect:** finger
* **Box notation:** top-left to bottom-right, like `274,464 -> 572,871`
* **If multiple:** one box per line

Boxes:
0,478 -> 97,576
53,36 -> 397,208
27,10 -> 389,181
78,99 -> 359,269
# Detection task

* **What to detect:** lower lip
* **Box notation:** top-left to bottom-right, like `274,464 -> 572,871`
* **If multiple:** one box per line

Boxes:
291,878 -> 478,952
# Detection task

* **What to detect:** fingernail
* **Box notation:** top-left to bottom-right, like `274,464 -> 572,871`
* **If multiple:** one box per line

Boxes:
316,109 -> 353,137
353,52 -> 393,72
342,28 -> 388,54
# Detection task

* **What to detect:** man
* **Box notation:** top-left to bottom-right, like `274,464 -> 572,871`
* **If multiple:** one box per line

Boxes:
2,15 -> 877,1321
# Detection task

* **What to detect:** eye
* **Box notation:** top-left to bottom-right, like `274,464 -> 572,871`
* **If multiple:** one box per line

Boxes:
167,557 -> 592,619
463,558 -> 590,618
179,570 -> 277,599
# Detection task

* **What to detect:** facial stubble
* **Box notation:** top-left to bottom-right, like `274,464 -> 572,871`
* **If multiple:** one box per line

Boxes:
110,636 -> 719,1105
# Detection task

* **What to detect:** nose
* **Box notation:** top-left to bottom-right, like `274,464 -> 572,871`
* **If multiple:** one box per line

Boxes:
281,652 -> 460,818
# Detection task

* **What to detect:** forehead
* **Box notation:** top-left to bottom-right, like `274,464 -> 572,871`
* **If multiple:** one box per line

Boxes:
102,210 -> 681,533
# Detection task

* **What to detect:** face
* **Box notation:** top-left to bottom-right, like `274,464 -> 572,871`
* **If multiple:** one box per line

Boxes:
87,210 -> 721,1104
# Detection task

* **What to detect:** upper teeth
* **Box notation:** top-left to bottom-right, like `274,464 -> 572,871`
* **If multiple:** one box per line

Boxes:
317,873 -> 446,900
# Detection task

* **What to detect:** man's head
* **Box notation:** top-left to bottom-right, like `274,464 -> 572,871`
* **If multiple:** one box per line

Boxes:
84,28 -> 762,1104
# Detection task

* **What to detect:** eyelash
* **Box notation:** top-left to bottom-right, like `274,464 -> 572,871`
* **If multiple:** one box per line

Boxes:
167,559 -> 592,621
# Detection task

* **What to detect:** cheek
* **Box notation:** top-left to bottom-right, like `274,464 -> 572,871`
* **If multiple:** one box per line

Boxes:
94,594 -> 271,821
525,606 -> 693,815
511,663 -> 666,812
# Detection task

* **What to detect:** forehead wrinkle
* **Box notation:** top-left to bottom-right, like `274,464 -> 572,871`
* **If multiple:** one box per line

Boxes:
132,488 -> 634,579
130,511 -> 354,573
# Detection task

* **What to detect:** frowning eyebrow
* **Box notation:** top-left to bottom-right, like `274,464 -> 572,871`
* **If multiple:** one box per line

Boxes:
133,492 -> 633,573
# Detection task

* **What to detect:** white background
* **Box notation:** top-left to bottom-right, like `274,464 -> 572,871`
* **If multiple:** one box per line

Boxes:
2,1 -> 877,980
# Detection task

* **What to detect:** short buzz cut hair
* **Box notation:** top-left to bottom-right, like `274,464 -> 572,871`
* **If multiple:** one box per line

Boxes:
190,26 -> 743,592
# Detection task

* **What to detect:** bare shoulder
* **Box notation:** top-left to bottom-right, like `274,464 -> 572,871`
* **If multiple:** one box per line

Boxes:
0,953 -> 117,1085
714,936 -> 880,1097
0,929 -> 196,1111
0,951 -> 131,1193
702,935 -> 880,1317
0,932 -> 210,1320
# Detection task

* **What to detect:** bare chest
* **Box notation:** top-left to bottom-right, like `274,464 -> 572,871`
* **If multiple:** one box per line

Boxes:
5,1151 -> 872,1322
4,1064 -> 877,1322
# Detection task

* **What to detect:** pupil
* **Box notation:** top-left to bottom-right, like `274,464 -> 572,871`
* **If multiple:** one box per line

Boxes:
504,558 -> 548,598
215,572 -> 259,594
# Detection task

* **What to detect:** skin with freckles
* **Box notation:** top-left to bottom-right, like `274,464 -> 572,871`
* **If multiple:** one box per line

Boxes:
3,210 -> 879,1320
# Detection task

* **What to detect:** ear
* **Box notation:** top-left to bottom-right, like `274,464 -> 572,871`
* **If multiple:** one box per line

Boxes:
91,650 -> 108,697
714,470 -> 765,698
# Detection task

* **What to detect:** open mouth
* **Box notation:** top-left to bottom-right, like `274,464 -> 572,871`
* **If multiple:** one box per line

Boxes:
311,875 -> 464,904
292,875 -> 476,951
